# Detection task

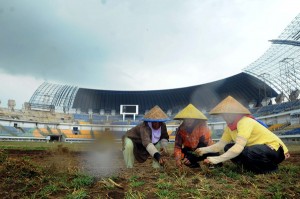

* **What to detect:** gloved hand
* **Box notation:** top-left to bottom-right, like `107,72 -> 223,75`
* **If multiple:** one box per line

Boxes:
194,148 -> 205,156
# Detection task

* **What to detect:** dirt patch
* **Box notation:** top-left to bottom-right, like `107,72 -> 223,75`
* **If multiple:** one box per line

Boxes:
1,148 -> 300,198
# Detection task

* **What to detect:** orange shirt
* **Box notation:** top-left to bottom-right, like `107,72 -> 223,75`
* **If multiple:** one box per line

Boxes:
174,122 -> 213,161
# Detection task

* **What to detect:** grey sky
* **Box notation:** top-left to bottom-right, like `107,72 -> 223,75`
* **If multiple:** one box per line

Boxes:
0,0 -> 299,108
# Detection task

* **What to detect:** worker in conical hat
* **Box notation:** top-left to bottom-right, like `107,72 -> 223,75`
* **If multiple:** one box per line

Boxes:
195,96 -> 290,174
173,104 -> 221,169
122,105 -> 170,168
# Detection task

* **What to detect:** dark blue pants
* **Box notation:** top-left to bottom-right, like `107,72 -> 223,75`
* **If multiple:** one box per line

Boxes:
224,143 -> 285,174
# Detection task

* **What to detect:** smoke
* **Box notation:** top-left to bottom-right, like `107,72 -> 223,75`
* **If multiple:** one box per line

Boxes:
79,140 -> 124,177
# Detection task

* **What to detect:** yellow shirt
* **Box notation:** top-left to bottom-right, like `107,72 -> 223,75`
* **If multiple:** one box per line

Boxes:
221,116 -> 288,154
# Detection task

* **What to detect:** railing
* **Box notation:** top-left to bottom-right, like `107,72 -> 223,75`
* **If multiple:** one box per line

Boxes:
0,136 -> 47,142
0,135 -> 299,143
64,138 -> 95,143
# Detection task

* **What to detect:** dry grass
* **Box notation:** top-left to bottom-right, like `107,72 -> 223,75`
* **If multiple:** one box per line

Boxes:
0,142 -> 299,198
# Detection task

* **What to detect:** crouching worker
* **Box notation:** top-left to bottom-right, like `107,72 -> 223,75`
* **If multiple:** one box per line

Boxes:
195,96 -> 290,174
122,105 -> 170,169
173,104 -> 220,169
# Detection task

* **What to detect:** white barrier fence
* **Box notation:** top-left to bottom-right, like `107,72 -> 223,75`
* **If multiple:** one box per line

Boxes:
0,135 -> 300,143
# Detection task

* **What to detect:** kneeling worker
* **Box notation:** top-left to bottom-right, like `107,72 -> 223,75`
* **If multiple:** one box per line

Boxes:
173,104 -> 220,169
196,96 -> 290,174
122,105 -> 170,168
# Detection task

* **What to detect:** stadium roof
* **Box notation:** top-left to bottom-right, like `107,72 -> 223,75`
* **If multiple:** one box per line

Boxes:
243,13 -> 300,101
29,73 -> 276,114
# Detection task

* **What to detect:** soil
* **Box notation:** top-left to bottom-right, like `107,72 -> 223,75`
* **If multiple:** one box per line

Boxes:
1,148 -> 300,199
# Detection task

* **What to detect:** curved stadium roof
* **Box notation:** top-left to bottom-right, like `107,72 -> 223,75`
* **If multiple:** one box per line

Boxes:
29,13 -> 300,114
243,13 -> 300,100
30,73 -> 276,114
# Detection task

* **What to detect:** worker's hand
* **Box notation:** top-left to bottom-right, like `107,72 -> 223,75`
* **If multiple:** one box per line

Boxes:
182,158 -> 191,166
194,148 -> 204,156
160,147 -> 169,156
159,157 -> 167,166
285,152 -> 291,159
176,159 -> 183,168
203,158 -> 211,165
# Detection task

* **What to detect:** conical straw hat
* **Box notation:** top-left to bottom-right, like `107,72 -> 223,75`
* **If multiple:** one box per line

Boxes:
142,105 -> 170,122
209,96 -> 251,115
174,104 -> 207,120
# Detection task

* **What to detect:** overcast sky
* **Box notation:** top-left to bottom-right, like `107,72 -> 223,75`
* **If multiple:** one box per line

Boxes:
0,0 -> 299,109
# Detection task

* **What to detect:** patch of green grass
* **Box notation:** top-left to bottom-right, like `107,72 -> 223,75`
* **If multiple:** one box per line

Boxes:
156,189 -> 179,199
223,169 -> 242,180
225,184 -> 235,189
128,175 -> 145,187
131,180 -> 145,187
71,174 -> 94,189
242,188 -> 250,196
156,182 -> 173,189
40,184 -> 59,196
128,175 -> 139,182
159,173 -> 167,179
267,183 -> 284,198
281,164 -> 300,175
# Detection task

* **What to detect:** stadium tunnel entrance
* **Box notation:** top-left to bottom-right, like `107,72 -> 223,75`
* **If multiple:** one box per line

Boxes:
47,135 -> 62,142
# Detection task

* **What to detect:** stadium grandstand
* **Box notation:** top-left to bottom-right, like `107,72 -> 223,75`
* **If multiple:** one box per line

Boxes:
0,13 -> 300,143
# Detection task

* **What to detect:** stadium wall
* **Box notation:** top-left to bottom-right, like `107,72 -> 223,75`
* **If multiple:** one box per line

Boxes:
1,109 -> 300,139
